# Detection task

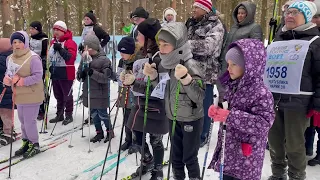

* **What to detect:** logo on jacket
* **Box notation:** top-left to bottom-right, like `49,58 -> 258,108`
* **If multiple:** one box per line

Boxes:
184,125 -> 193,132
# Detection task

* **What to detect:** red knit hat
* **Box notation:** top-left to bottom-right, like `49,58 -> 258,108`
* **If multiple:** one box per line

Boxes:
193,0 -> 212,13
53,20 -> 67,33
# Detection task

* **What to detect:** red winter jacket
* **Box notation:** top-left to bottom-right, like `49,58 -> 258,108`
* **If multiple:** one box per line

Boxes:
49,30 -> 77,80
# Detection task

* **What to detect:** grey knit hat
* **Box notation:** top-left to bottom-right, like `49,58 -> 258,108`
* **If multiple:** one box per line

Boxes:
83,33 -> 100,51
225,46 -> 245,70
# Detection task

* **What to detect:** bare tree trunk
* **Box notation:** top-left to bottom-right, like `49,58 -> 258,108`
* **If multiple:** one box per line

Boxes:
64,0 -> 69,27
171,0 -> 176,9
78,0 -> 83,34
87,0 -> 93,11
56,0 -> 64,20
13,0 -> 22,31
1,0 -> 13,37
261,0 -> 267,39
140,0 -> 146,9
101,0 -> 108,30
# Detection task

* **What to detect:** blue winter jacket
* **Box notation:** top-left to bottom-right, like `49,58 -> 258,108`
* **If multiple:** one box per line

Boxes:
0,50 -> 13,109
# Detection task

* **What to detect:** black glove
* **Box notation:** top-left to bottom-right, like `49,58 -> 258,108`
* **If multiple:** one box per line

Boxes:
83,67 -> 94,76
76,71 -> 85,82
78,43 -> 84,53
269,18 -> 277,27
53,43 -> 62,51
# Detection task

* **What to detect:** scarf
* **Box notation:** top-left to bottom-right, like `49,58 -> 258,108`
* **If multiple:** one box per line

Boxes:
282,22 -> 316,32
160,42 -> 193,69
13,48 -> 30,58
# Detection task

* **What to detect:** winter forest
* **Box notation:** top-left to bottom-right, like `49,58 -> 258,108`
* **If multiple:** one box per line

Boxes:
1,0 -> 283,38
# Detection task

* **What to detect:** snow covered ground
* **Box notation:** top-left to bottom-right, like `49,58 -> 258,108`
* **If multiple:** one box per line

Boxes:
0,64 -> 319,180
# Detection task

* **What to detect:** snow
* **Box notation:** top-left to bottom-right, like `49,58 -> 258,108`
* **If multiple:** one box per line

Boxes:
5,21 -> 11,25
0,63 -> 319,180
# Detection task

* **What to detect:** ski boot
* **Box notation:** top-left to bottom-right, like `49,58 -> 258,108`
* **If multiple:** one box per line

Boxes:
130,158 -> 154,178
267,175 -> 288,180
49,114 -> 64,123
308,154 -> 320,166
23,142 -> 40,158
37,113 -> 44,121
104,130 -> 115,143
150,166 -> 163,180
15,139 -> 30,156
0,132 -> 17,146
128,145 -> 140,154
120,141 -> 131,151
90,132 -> 104,143
62,115 -> 73,125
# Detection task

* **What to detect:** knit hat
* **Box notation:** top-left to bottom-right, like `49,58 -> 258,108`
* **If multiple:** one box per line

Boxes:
288,1 -> 317,23
311,0 -> 320,15
0,38 -> 12,53
10,31 -> 29,49
118,36 -> 135,55
84,10 -> 97,24
225,46 -> 245,70
29,21 -> 42,32
164,8 -> 176,17
193,0 -> 212,13
131,7 -> 149,19
83,33 -> 101,52
137,18 -> 161,40
157,30 -> 177,48
53,20 -> 67,33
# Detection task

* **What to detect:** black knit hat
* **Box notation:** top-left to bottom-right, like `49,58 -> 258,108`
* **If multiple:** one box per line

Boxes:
84,10 -> 97,24
118,36 -> 135,55
137,18 -> 161,40
131,7 -> 149,19
29,21 -> 42,32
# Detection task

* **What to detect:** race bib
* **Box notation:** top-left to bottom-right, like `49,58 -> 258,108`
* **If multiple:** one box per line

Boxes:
49,42 -> 67,67
263,37 -> 318,94
151,72 -> 170,99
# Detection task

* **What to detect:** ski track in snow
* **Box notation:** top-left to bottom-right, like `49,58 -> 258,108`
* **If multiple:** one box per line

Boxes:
0,63 -> 319,180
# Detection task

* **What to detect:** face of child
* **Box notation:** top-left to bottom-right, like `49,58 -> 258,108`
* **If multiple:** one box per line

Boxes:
12,39 -> 25,50
84,17 -> 93,25
88,48 -> 97,56
29,27 -> 39,36
120,52 -> 131,60
227,59 -> 244,80
158,40 -> 174,54
53,29 -> 65,39
137,31 -> 145,47
166,14 -> 174,22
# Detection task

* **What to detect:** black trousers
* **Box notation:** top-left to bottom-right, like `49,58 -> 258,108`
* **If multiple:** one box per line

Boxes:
223,175 -> 240,180
169,118 -> 203,179
123,108 -> 132,143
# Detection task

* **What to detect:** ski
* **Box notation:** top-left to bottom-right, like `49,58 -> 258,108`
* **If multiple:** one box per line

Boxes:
42,124 -> 84,141
120,160 -> 169,180
0,139 -> 64,164
83,150 -> 125,172
0,139 -> 67,171
92,154 -> 128,180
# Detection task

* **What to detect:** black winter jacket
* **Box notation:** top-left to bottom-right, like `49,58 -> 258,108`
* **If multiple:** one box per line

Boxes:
0,51 -> 13,109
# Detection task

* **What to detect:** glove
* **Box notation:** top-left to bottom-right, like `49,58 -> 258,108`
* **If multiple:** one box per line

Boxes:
78,43 -> 84,53
12,75 -> 21,84
53,43 -> 62,51
123,73 -> 135,85
120,71 -> 126,82
307,110 -> 320,127
208,105 -> 230,122
175,64 -> 192,85
76,71 -> 84,82
16,78 -> 25,87
241,143 -> 252,157
3,75 -> 12,86
143,63 -> 158,81
83,67 -> 93,76
269,18 -> 277,27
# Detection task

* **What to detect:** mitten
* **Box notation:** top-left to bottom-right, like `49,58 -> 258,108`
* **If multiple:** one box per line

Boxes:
124,74 -> 135,85
208,105 -> 229,122
269,18 -> 277,27
208,105 -> 219,119
143,63 -> 158,81
120,71 -> 126,82
16,78 -> 25,87
12,75 -> 20,84
53,43 -> 62,51
174,64 -> 192,85
241,143 -> 252,157
3,75 -> 12,86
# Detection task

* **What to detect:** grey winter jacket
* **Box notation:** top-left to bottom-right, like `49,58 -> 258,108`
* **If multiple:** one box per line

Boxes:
220,1 -> 263,73
186,11 -> 225,85
78,52 -> 113,109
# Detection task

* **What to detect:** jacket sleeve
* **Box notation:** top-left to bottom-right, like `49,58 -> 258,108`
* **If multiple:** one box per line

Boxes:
94,25 -> 110,48
181,76 -> 205,104
61,40 -> 77,63
226,90 -> 275,136
132,78 -> 157,95
249,24 -> 263,41
41,38 -> 48,59
311,41 -> 320,111
23,55 -> 43,86
90,59 -> 113,84
189,21 -> 224,57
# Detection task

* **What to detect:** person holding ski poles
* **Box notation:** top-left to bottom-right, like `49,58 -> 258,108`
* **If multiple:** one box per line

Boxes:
208,39 -> 275,180
28,21 -> 49,120
3,31 -> 45,158
0,38 -> 15,145
267,2 -> 320,179
117,36 -> 142,153
76,33 -> 115,143
156,22 -> 205,180
123,18 -> 168,179
48,21 -> 77,126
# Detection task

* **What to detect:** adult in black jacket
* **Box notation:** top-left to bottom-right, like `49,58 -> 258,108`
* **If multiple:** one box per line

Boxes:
267,1 -> 320,180
79,10 -> 110,53
0,38 -> 15,143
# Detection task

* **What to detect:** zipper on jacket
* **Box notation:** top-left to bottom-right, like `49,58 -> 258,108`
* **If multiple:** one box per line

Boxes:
275,94 -> 281,111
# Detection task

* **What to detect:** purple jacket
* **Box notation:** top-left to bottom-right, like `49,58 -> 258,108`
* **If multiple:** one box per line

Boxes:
208,39 -> 275,180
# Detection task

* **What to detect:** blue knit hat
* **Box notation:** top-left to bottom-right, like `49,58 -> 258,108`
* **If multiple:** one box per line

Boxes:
289,1 -> 317,23
118,36 -> 135,55
10,31 -> 29,49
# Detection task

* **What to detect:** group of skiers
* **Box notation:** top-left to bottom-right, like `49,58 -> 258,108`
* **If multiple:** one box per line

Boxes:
1,0 -> 320,179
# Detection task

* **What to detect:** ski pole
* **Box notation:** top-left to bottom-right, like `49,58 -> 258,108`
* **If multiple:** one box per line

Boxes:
268,0 -> 279,44
81,105 -> 85,138
40,81 -> 52,134
138,52 -> 154,180
166,54 -> 184,180
0,87 -> 7,103
86,53 -> 92,153
201,85 -> 219,180
219,101 -> 229,180
8,85 -> 16,178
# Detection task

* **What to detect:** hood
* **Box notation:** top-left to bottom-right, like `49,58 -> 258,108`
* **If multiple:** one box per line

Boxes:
157,22 -> 187,49
162,7 -> 177,24
219,39 -> 266,87
54,29 -> 73,42
232,1 -> 256,26
31,32 -> 48,40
